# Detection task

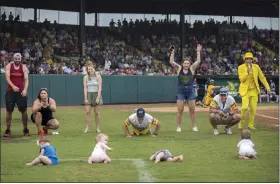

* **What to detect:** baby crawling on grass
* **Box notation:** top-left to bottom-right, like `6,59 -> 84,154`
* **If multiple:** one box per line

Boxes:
237,129 -> 257,160
150,149 -> 183,163
88,133 -> 113,164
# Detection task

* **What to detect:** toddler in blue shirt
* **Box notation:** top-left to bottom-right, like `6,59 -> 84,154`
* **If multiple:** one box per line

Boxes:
26,137 -> 59,166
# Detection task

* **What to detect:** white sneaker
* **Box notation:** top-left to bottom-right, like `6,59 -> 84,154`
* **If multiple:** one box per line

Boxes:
52,131 -> 59,135
84,128 -> 88,133
176,127 -> 182,132
96,129 -> 101,133
225,127 -> 232,135
213,129 -> 219,135
192,127 -> 198,132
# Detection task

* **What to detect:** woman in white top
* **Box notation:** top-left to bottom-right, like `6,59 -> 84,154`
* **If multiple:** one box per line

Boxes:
83,64 -> 103,133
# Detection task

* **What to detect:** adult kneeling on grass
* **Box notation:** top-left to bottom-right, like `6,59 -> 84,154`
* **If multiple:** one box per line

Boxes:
31,88 -> 59,136
209,88 -> 241,135
123,108 -> 160,137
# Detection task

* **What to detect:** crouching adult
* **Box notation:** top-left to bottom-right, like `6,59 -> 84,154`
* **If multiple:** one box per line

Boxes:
209,88 -> 241,135
31,88 -> 59,136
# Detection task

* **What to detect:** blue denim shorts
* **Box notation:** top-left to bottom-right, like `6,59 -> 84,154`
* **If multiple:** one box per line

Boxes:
176,88 -> 197,101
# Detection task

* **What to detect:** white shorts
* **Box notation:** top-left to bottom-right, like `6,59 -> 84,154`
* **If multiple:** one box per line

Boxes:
239,147 -> 257,157
88,153 -> 111,163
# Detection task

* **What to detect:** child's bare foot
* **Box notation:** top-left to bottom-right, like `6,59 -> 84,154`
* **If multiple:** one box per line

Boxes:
149,155 -> 155,161
238,156 -> 250,160
154,160 -> 160,164
179,155 -> 184,161
238,156 -> 244,159
104,159 -> 109,164
26,163 -> 32,166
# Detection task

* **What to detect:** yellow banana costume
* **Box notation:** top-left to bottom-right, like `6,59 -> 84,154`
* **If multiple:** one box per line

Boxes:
238,52 -> 270,129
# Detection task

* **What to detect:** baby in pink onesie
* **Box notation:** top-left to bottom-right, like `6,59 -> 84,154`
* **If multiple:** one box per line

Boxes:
88,133 -> 113,164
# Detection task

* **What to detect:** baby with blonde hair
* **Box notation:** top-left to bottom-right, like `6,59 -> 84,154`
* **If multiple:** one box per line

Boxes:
88,133 -> 113,164
237,129 -> 257,159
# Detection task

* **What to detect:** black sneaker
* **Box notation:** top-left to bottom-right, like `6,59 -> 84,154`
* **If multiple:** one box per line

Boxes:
4,129 -> 12,137
23,128 -> 31,136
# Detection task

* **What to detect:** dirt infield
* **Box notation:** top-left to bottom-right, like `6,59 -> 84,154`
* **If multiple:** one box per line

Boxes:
1,103 -> 278,126
119,104 -> 279,126
138,105 -> 278,113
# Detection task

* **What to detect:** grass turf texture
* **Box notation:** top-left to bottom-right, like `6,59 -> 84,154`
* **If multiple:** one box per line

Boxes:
1,105 -> 279,182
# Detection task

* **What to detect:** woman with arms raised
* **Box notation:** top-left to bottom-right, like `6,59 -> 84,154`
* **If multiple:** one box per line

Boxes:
169,44 -> 202,132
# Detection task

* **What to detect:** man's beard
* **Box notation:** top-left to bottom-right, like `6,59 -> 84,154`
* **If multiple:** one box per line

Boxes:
14,61 -> 20,66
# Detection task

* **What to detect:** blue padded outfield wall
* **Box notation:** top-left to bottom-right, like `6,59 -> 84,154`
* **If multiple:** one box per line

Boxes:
0,74 -> 278,107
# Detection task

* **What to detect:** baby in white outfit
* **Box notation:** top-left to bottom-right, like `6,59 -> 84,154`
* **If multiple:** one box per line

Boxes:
88,133 -> 113,164
237,129 -> 257,159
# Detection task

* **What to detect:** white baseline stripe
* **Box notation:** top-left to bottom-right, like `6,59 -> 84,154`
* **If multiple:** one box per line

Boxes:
60,158 -> 156,182
255,113 -> 279,120
60,158 -> 139,162
131,159 -> 155,182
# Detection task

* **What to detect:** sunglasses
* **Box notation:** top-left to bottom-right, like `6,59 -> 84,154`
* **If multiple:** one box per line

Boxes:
40,88 -> 48,92
220,94 -> 227,96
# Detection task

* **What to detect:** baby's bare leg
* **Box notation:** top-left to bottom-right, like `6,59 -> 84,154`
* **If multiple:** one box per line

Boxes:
238,155 -> 250,160
26,156 -> 41,166
103,157 -> 111,164
167,155 -> 184,162
26,155 -> 52,166
150,154 -> 156,161
155,152 -> 164,163
39,156 -> 52,165
88,158 -> 93,164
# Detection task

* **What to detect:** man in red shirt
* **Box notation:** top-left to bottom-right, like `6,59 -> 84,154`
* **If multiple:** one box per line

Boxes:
4,53 -> 30,137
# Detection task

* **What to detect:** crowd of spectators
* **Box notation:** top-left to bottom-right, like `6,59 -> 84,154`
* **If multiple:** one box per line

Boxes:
0,12 -> 279,76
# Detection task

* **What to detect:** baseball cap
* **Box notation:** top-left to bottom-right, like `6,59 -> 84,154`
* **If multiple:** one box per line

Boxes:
136,108 -> 145,118
219,88 -> 228,95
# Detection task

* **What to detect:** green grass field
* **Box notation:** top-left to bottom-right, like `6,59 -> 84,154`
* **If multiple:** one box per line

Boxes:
1,104 -> 279,182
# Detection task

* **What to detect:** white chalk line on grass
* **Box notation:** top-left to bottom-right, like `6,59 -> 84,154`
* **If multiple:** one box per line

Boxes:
255,113 -> 279,127
131,158 -> 156,182
255,113 -> 279,120
60,158 -> 156,182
